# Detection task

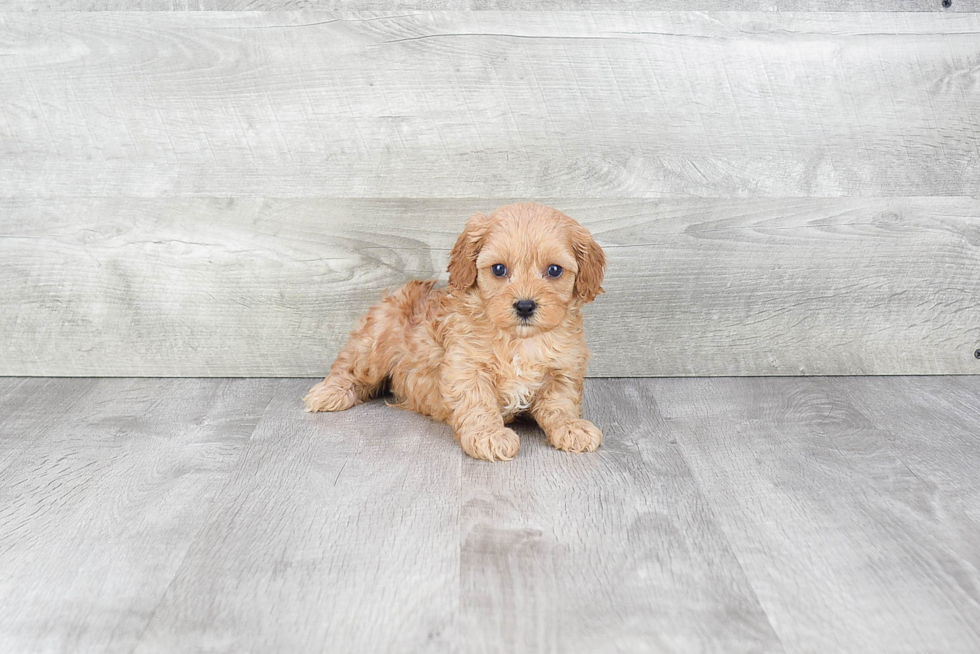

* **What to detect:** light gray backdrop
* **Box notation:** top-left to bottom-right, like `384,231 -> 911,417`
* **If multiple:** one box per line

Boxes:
1,3 -> 978,376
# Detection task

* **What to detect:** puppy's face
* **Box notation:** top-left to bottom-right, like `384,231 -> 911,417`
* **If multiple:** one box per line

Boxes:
447,203 -> 606,337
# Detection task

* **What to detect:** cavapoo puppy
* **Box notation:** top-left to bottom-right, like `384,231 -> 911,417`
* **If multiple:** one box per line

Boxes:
304,202 -> 606,461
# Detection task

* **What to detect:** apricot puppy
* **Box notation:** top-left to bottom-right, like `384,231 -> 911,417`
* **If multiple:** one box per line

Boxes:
304,202 -> 606,461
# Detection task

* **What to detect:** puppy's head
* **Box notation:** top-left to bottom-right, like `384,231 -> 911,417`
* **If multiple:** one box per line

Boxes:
447,203 -> 605,336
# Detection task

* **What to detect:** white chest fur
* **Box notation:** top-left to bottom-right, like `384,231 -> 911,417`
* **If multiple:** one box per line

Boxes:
497,338 -> 549,418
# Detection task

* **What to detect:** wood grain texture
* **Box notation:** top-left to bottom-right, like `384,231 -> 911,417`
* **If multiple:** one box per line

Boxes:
2,197 -> 978,377
4,1 -> 980,11
655,376 -> 980,653
459,380 -> 783,653
0,377 -> 100,476
4,376 -> 980,652
134,379 -> 462,653
1,11 -> 978,197
0,378 -> 277,653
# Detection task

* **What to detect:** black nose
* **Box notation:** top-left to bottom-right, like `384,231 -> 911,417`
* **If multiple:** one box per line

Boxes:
513,299 -> 537,319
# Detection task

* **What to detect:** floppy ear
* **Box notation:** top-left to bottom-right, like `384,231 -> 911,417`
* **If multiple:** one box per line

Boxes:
447,213 -> 491,292
571,223 -> 606,303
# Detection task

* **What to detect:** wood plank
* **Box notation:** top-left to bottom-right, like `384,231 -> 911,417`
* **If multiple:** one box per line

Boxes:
459,379 -> 784,652
830,376 -> 980,555
3,377 -> 980,650
3,1 -> 980,12
0,378 -> 101,475
0,378 -> 276,653
134,379 -> 462,652
2,197 -> 978,376
1,11 -> 978,197
656,376 -> 980,653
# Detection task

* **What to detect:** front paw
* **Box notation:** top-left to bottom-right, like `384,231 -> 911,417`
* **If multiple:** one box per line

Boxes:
303,376 -> 358,412
547,419 -> 603,453
459,426 -> 521,462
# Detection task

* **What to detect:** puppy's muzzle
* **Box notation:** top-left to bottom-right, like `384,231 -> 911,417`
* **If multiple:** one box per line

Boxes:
513,299 -> 537,319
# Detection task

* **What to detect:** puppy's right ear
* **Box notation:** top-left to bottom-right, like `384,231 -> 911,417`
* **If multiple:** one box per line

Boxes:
447,213 -> 490,291
570,222 -> 606,304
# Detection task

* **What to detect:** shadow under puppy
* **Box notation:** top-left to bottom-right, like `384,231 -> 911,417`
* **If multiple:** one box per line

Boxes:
304,202 -> 606,461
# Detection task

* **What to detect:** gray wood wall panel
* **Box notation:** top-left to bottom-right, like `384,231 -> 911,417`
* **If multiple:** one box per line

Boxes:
1,12 -> 978,198
3,2 -> 980,11
2,8 -> 978,376
2,197 -> 978,376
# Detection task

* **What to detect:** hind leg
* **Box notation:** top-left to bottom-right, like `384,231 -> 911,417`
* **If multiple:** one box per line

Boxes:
304,309 -> 391,413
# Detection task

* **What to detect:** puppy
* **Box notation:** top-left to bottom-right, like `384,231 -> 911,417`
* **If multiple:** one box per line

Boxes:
304,202 -> 606,461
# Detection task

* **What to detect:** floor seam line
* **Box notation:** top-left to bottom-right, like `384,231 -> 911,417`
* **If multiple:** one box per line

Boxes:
665,391 -> 791,654
129,379 -> 279,652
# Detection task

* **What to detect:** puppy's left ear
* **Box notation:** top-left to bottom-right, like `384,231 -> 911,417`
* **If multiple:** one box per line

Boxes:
447,212 -> 491,292
571,223 -> 606,303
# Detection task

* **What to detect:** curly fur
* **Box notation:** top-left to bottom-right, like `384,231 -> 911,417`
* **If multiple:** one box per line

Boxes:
304,202 -> 606,461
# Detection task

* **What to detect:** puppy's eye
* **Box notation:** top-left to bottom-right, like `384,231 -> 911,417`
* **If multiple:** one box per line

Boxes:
491,263 -> 508,277
546,264 -> 563,278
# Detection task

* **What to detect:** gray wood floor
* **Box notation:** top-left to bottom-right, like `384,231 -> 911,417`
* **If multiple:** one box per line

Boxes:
1,377 -> 979,653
